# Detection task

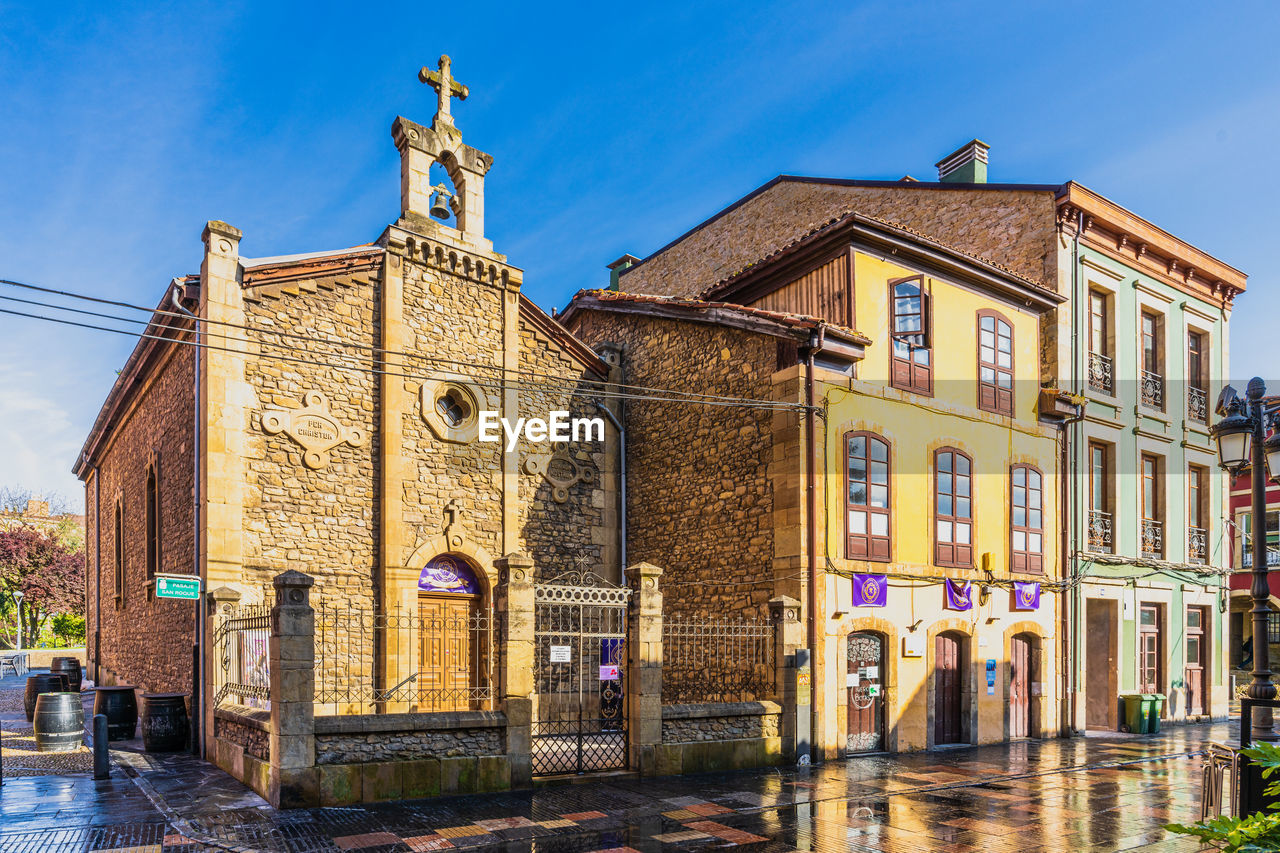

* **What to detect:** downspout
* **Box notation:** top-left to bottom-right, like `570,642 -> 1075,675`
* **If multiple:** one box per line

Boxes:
1065,206 -> 1085,736
170,282 -> 204,757
594,401 -> 626,574
92,461 -> 101,682
805,332 -> 822,761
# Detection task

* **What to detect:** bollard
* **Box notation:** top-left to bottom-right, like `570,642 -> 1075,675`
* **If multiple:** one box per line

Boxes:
93,713 -> 109,780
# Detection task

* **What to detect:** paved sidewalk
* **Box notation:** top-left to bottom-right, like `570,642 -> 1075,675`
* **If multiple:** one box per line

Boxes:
0,715 -> 1230,852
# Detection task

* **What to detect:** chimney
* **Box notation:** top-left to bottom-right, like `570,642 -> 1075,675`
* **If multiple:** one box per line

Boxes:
936,139 -> 990,184
606,254 -> 640,291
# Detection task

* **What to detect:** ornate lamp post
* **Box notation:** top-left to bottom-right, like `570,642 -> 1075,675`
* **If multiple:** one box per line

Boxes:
1213,378 -> 1280,741
11,590 -> 23,652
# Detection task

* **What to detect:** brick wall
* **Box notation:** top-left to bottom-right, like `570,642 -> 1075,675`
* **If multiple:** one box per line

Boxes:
567,310 -> 781,620
85,343 -> 196,694
619,181 -> 1058,298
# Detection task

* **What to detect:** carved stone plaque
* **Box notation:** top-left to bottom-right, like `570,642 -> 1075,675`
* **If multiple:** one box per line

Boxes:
262,391 -> 365,469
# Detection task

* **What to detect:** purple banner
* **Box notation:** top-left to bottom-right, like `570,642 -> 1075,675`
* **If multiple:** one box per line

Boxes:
417,554 -> 480,594
851,573 -> 888,608
1012,581 -> 1041,611
944,579 -> 973,612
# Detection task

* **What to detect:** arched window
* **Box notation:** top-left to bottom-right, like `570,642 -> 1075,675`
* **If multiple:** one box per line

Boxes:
145,460 -> 160,586
977,310 -> 1014,416
1010,464 -> 1043,573
889,277 -> 932,395
845,431 -> 891,561
935,448 -> 973,567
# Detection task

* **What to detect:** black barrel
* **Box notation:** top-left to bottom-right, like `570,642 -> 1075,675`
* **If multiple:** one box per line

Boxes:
140,693 -> 189,752
50,657 -> 82,693
24,672 -> 68,722
33,692 -> 84,753
92,685 -> 139,741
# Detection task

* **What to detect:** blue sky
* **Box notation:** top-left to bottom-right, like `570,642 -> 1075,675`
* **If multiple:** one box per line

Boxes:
1,1 -> 1277,508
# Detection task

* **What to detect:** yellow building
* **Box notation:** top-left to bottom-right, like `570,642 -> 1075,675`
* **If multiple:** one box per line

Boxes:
702,212 -> 1071,755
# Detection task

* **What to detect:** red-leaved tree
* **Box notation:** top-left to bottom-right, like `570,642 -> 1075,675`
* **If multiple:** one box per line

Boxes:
0,525 -> 84,649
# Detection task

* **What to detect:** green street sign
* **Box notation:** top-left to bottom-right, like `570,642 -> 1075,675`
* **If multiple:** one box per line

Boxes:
155,574 -> 202,601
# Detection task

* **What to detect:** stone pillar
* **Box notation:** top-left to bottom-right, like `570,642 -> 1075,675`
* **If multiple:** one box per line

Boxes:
770,595 -> 804,762
268,570 -> 317,808
627,562 -> 663,775
203,585 -> 242,757
495,552 -> 534,788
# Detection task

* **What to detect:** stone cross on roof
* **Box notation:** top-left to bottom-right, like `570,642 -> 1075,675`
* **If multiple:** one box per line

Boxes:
418,54 -> 469,128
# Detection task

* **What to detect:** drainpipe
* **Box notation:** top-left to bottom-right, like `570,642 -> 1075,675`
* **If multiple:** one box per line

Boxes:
1065,206 -> 1085,736
594,401 -> 626,574
169,282 -> 204,757
92,460 -> 101,682
805,332 -> 822,761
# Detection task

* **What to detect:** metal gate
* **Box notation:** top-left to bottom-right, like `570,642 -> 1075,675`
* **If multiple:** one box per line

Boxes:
532,571 -> 630,775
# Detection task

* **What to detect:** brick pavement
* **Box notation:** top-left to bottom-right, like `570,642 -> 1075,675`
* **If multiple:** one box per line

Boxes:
0,706 -> 1229,852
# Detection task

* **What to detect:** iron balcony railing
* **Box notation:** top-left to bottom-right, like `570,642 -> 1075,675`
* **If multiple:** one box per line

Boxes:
1088,509 -> 1113,552
1242,550 -> 1280,569
1188,386 -> 1208,424
1088,352 -> 1113,394
1188,526 -> 1208,564
1141,369 -> 1164,410
1141,517 -> 1164,559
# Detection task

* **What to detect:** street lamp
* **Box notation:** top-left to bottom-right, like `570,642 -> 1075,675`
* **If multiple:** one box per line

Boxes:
1213,378 -> 1280,742
11,590 -> 23,651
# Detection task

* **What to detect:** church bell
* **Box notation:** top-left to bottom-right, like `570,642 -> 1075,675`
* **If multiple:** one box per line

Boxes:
429,183 -> 453,221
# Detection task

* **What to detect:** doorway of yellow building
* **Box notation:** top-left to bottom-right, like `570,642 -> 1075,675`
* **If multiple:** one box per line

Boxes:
1009,633 -> 1040,738
846,632 -> 885,752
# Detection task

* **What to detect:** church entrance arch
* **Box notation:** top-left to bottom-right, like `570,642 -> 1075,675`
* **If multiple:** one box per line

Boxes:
415,554 -> 489,712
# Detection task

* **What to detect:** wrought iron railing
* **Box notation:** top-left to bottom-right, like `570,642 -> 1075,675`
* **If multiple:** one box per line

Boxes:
314,603 -> 494,714
1088,509 -> 1113,552
1188,386 -> 1208,423
212,603 -> 271,708
1141,369 -> 1164,409
1243,550 -> 1280,569
662,613 -> 775,704
1188,526 -> 1208,564
1142,517 -> 1164,559
1088,352 -> 1113,394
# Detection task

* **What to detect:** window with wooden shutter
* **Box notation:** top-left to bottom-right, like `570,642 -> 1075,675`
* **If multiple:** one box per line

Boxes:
935,448 -> 973,567
977,310 -> 1013,416
890,277 -> 932,395
1010,464 -> 1043,573
846,432 -> 891,561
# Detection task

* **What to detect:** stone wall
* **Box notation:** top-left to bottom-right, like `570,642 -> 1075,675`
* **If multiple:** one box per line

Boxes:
661,702 -> 781,743
214,705 -> 269,761
85,342 -> 196,694
566,310 -> 779,620
314,721 -> 502,764
618,180 -> 1058,299
211,704 -> 271,799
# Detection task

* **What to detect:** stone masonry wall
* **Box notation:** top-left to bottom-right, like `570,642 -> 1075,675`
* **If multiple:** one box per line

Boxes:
662,705 -> 781,744
315,726 -> 502,764
215,713 -> 269,761
567,310 -> 777,620
86,343 -> 196,694
619,181 -> 1058,298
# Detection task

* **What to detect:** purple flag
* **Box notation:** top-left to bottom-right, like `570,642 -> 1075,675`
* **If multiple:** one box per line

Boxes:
944,579 -> 973,612
1013,581 -> 1041,611
851,573 -> 888,608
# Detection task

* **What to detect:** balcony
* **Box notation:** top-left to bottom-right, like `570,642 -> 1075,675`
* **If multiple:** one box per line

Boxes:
1242,550 -> 1280,569
1141,518 -> 1164,559
1088,352 -> 1113,394
1187,526 -> 1207,564
1187,386 -> 1208,424
1141,370 -> 1164,410
1088,510 -> 1113,552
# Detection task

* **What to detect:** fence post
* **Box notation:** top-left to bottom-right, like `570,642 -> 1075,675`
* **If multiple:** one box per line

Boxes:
204,586 -> 241,758
627,562 -> 663,775
769,595 -> 803,763
269,570 -> 317,808
495,552 -> 535,788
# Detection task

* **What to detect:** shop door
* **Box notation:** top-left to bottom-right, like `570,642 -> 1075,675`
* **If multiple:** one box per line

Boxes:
934,633 -> 963,745
1010,634 -> 1031,738
846,633 -> 884,752
1138,604 -> 1163,695
1185,606 -> 1207,716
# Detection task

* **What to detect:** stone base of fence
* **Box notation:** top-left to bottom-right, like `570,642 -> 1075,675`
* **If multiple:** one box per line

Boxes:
212,703 -> 272,801
655,701 -> 784,776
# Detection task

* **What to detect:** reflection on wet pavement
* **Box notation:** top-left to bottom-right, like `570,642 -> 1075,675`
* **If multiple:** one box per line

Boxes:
0,720 -> 1228,851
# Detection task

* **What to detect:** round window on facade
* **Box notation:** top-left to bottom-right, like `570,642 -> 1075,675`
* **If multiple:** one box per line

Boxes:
434,385 -> 476,429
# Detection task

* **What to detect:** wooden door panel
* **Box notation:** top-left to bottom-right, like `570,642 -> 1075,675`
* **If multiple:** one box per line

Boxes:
847,633 -> 884,752
1010,636 -> 1030,738
934,635 -> 962,745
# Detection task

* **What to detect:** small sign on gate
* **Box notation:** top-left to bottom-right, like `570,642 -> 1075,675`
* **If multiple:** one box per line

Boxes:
549,645 -> 571,663
599,664 -> 619,681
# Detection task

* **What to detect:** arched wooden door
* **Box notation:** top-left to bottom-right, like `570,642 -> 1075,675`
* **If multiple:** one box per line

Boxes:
417,555 -> 486,712
846,633 -> 885,752
1010,634 -> 1033,738
934,633 -> 963,745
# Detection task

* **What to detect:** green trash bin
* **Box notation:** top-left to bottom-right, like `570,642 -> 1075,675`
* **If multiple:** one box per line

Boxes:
1122,694 -> 1149,733
1148,693 -> 1165,733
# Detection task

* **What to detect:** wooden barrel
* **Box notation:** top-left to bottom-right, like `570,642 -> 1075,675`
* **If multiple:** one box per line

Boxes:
140,693 -> 189,752
33,692 -> 84,753
24,673 -> 68,722
50,657 -> 82,693
92,685 -> 139,741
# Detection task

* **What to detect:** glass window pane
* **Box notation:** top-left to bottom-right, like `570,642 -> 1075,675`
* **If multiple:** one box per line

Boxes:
895,282 -> 920,298
998,372 -> 1012,388
1029,484 -> 1041,509
870,484 -> 888,507
1029,509 -> 1041,530
1013,485 -> 1026,507
981,366 -> 995,383
870,513 -> 888,536
870,439 -> 888,463
849,456 -> 867,482
1187,609 -> 1202,628
998,351 -> 1012,369
850,483 -> 867,505
957,474 -> 970,498
939,493 -> 953,516
1013,531 -> 1026,550
981,315 -> 995,332
870,462 -> 888,485
849,510 -> 867,534
1014,506 -> 1026,527
1140,608 -> 1156,626
1013,467 -> 1026,488
895,315 -> 919,333
1187,637 -> 1201,662
1029,532 -> 1041,553
849,436 -> 865,458
956,497 -> 970,519
914,348 -> 930,365
998,335 -> 1012,353
956,523 -> 971,544
937,520 -> 952,542
957,455 -> 970,476
981,330 -> 995,348
938,453 -> 952,474
939,472 -> 952,496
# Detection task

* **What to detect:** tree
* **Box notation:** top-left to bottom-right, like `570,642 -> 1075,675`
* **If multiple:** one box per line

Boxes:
0,525 -> 84,649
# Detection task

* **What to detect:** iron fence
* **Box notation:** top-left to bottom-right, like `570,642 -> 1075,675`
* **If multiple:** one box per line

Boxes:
314,603 -> 494,715
662,613 -> 775,704
212,603 -> 271,708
